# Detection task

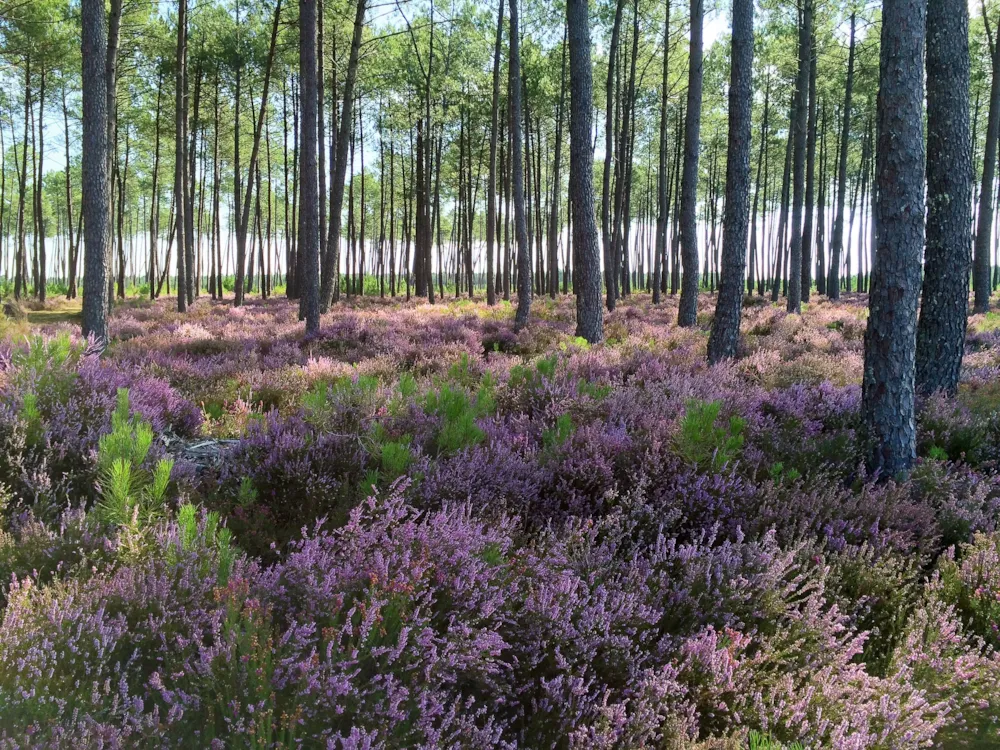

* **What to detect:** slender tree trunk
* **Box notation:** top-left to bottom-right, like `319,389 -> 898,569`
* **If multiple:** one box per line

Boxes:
548,36 -> 566,299
863,0 -> 926,476
175,0 -> 187,312
567,0 -> 602,343
82,0 -> 111,344
653,0 -> 671,306
829,13 -> 855,300
787,0 -> 811,312
677,0 -> 702,326
485,0 -> 504,306
916,0 -> 971,396
707,0 -> 752,363
235,0 -> 283,307
300,0 -> 321,332
511,0 -> 531,330
602,0 -> 625,311
801,33 -> 817,302
975,3 -> 1000,312
321,0 -> 367,309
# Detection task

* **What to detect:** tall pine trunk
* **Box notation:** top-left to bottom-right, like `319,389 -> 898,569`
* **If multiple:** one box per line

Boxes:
862,0 -> 926,476
916,0 -> 971,396
677,0 -> 702,327
300,0 -> 321,332
707,0 -> 752,363
567,0 -> 602,343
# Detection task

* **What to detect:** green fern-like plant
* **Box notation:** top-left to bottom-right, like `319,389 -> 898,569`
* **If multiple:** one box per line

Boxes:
747,730 -> 804,750
676,399 -> 746,472
93,389 -> 174,528
174,503 -> 238,587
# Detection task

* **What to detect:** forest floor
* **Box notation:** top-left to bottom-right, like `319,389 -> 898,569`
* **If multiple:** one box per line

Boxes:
3,291 -> 1000,747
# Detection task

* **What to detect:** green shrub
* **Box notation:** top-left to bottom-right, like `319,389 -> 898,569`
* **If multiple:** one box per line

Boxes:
747,730 -> 804,750
542,413 -> 575,451
93,389 -> 174,529
676,399 -> 746,472
423,382 -> 493,455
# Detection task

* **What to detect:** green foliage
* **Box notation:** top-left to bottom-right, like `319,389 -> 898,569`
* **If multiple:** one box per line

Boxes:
938,532 -> 1000,651
509,354 -> 559,396
577,379 -> 611,401
303,375 -> 382,430
747,730 -> 804,750
93,389 -> 174,529
768,462 -> 801,484
826,545 -> 919,677
559,336 -> 591,353
174,503 -> 237,587
676,399 -> 746,472
12,333 -> 82,409
423,382 -> 492,455
928,445 -> 950,462
237,476 -> 258,508
542,413 -> 574,451
380,438 -> 413,479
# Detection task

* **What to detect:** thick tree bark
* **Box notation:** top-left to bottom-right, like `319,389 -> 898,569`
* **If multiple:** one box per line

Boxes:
707,0 -> 752,364
300,0 -> 321,332
787,0 -> 811,313
511,0 -> 531,330
916,0 -> 971,396
829,13 -> 855,300
677,0 -> 702,327
567,0 -> 602,343
81,0 -> 111,345
863,0 -> 926,477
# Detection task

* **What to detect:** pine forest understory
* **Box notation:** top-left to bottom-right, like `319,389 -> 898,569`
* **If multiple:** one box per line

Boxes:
6,0 -> 1000,746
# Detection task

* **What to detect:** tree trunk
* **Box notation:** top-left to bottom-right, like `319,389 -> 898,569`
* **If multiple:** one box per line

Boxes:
863,0 -> 926,476
706,0 -> 752,364
829,13 -> 855,300
567,0 -> 602,343
786,0 -> 811,313
916,0 -> 971,396
975,3 -> 1000,312
175,0 -> 187,313
602,0 -> 625,311
511,0 -> 531,330
548,36 -> 566,299
322,0 -> 367,309
300,0 -> 321,332
81,0 -> 111,344
677,0 -> 702,327
485,0 -> 504,306
801,32 -> 817,302
653,0 -> 670,306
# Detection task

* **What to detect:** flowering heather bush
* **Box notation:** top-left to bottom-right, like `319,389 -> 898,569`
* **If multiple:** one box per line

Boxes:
7,293 -> 1000,745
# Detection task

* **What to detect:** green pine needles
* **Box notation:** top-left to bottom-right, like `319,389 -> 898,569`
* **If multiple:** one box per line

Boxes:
94,388 -> 174,528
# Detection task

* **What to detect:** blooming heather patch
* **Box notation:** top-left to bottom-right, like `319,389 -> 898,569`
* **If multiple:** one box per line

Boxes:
4,292 -> 1000,745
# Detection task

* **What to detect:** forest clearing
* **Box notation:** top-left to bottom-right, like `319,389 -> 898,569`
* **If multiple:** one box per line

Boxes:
1,0 -> 998,743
